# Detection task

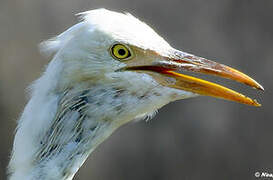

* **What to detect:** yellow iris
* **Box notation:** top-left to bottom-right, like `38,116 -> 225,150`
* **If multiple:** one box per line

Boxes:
111,44 -> 131,60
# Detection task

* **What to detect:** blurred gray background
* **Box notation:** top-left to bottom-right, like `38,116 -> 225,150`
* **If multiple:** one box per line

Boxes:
0,0 -> 272,180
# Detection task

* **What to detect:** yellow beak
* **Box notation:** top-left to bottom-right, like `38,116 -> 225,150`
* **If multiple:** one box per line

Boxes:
124,50 -> 263,106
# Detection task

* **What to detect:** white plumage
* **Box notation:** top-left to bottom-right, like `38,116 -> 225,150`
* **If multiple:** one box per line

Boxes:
8,9 -> 193,180
8,9 -> 262,180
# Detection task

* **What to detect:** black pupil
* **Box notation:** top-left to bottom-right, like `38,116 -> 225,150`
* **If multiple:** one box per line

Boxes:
118,49 -> 126,56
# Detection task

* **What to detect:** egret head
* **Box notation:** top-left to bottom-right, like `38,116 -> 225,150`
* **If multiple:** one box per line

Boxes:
41,8 -> 262,107
8,9 -> 264,180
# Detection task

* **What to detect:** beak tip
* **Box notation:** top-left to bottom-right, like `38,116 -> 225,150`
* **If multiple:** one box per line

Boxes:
257,84 -> 264,91
252,99 -> 262,107
248,79 -> 264,91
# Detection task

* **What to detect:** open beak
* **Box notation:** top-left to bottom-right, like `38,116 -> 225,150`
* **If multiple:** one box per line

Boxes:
124,50 -> 263,106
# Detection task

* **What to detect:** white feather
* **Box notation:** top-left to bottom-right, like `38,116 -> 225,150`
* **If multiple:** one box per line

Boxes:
8,9 -> 195,180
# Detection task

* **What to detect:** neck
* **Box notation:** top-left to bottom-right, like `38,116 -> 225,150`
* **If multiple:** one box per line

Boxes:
8,58 -> 186,180
8,84 -> 123,180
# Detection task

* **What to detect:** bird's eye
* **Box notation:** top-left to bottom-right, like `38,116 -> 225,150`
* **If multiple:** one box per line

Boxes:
110,44 -> 132,60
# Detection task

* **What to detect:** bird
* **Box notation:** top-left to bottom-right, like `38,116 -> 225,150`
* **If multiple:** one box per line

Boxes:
8,9 -> 263,180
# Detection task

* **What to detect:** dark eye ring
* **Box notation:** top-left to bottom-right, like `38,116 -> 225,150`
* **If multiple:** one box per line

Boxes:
110,43 -> 133,60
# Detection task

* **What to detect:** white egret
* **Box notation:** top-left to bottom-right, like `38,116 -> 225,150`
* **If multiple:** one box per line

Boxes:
8,9 -> 263,180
